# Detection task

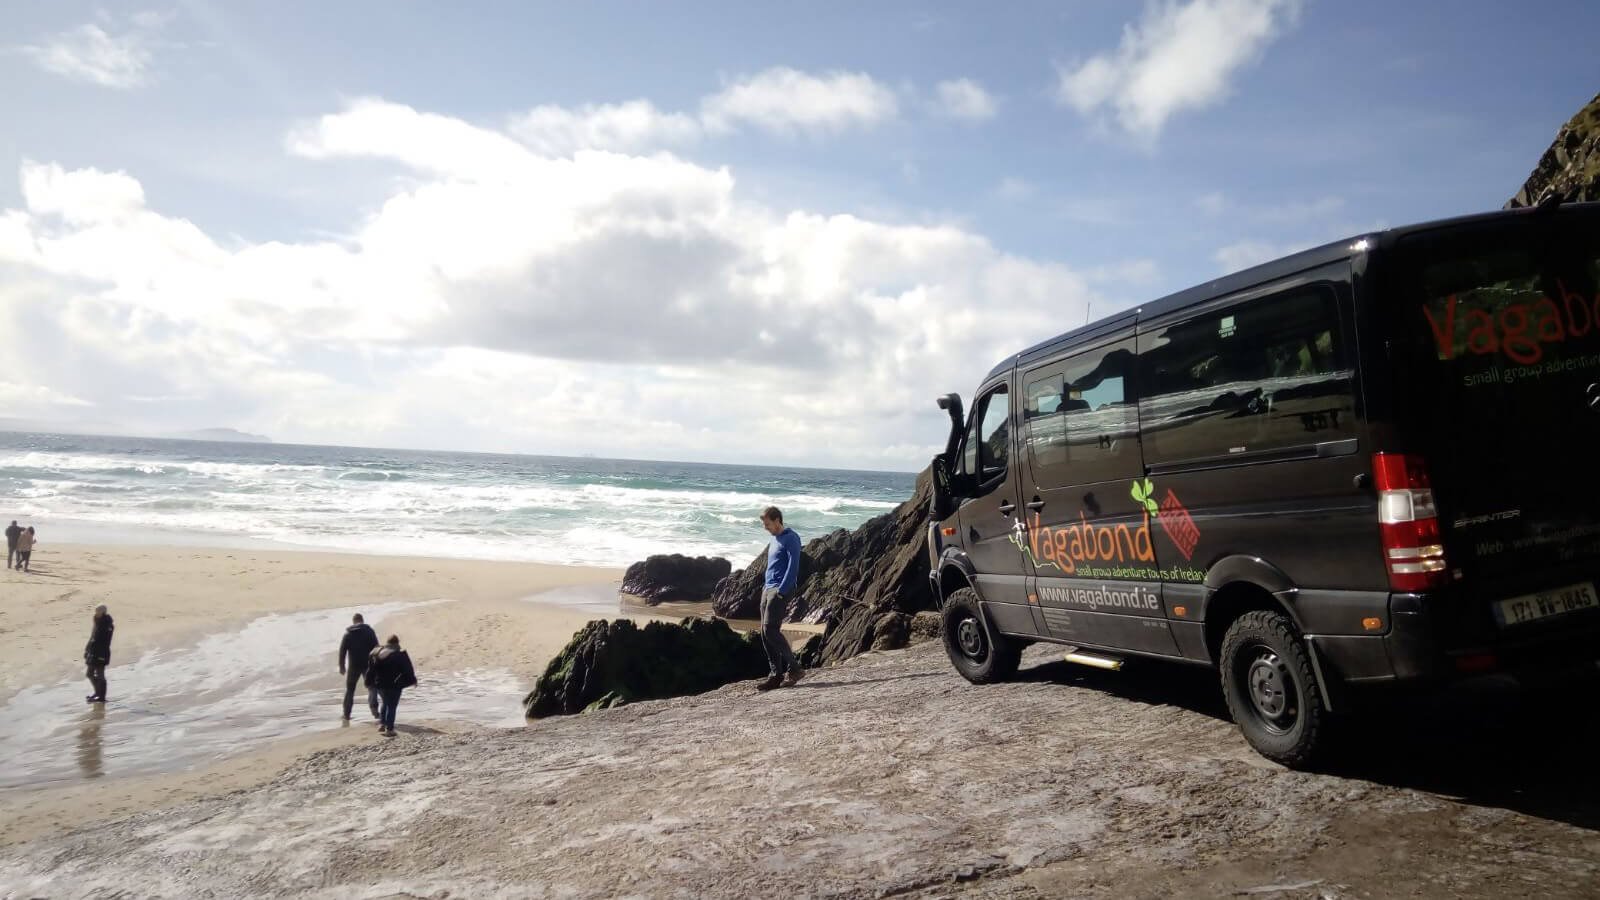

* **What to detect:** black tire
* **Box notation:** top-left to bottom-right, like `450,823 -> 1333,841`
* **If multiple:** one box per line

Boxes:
941,587 -> 1021,684
1219,609 -> 1328,768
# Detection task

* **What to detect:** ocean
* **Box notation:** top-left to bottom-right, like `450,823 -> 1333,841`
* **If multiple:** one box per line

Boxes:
0,432 -> 918,568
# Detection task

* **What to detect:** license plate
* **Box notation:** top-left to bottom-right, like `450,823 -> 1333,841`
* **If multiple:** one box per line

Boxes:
1493,582 -> 1598,627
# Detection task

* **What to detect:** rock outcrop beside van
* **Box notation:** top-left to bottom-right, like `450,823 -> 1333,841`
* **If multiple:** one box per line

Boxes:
1508,91 -> 1600,207
708,470 -> 936,655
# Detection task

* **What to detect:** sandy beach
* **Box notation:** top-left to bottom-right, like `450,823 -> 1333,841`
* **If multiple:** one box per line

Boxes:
0,542 -> 628,845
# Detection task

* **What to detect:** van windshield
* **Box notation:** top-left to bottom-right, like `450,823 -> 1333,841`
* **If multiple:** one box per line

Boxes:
1396,214 -> 1600,583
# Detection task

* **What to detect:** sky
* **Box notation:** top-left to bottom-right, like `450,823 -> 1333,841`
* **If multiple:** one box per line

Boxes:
0,1 -> 1594,471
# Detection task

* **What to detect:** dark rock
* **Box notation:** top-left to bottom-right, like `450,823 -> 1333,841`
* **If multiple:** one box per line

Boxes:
908,611 -> 942,645
709,469 -> 935,632
1508,92 -> 1600,208
796,633 -> 825,669
621,554 -> 732,604
524,617 -> 767,717
869,612 -> 912,652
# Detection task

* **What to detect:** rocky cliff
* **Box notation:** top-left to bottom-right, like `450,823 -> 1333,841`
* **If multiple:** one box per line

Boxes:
708,469 -> 937,661
1508,92 -> 1600,207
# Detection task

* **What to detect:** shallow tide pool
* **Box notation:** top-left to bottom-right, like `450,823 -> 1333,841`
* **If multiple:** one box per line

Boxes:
0,601 -> 528,789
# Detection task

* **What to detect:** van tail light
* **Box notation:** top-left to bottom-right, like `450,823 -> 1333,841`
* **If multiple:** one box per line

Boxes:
1372,453 -> 1448,592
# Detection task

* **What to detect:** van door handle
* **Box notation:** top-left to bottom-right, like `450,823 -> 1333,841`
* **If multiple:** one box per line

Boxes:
998,501 -> 1016,516
1026,498 -> 1046,511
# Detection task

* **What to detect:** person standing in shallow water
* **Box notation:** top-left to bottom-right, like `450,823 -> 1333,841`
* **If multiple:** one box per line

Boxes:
337,613 -> 380,721
366,635 -> 416,736
84,605 -> 114,703
756,506 -> 804,692
15,526 -> 34,572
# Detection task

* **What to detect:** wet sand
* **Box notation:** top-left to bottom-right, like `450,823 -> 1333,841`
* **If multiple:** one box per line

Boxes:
0,544 -> 629,845
0,543 -> 623,704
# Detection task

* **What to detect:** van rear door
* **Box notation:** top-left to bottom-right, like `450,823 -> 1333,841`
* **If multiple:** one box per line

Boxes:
1392,211 -> 1600,629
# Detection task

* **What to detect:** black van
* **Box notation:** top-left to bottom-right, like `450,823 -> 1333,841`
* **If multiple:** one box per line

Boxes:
926,202 -> 1600,766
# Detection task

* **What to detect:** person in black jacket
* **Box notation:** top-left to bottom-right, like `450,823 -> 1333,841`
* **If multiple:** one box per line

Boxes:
5,520 -> 20,570
84,605 -> 114,703
366,635 -> 417,736
337,613 -> 381,721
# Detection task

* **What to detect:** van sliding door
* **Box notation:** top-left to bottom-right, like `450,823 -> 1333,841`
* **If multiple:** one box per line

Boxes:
1020,335 -> 1179,656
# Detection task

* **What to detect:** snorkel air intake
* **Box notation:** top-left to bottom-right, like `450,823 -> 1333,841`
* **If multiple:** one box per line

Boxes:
930,393 -> 965,522
937,393 -> 964,458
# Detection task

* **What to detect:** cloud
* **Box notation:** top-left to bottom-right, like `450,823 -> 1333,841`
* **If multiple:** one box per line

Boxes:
1253,195 -> 1344,223
993,177 -> 1035,202
933,78 -> 998,121
0,99 -> 1108,468
1056,0 -> 1302,139
0,381 -> 93,411
701,67 -> 899,135
508,100 -> 702,155
1087,258 -> 1162,288
1195,191 -> 1227,215
20,16 -> 163,89
1214,238 -> 1306,272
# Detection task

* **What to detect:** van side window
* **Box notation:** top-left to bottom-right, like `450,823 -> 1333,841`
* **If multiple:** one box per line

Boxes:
1139,284 -> 1353,463
966,386 -> 1011,490
1024,339 -> 1140,485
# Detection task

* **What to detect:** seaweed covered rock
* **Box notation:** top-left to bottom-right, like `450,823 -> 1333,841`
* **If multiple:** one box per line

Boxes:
621,554 -> 732,604
708,469 -> 935,626
524,617 -> 768,718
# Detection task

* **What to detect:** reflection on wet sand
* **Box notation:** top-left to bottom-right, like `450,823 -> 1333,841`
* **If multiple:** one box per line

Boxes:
76,705 -> 106,779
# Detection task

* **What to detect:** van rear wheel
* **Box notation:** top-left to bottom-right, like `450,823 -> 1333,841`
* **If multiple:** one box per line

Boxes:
941,588 -> 1020,684
1220,610 -> 1327,768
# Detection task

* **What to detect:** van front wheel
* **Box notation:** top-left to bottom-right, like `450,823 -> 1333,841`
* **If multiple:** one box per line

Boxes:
941,588 -> 1020,684
1220,610 -> 1327,768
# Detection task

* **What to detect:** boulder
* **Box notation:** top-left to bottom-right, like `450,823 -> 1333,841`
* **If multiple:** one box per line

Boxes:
908,611 -> 942,645
524,617 -> 768,718
621,554 -> 732,604
869,612 -> 912,652
1508,92 -> 1600,208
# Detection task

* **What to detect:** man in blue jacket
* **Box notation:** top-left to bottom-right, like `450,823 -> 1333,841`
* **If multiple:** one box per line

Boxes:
757,506 -> 803,691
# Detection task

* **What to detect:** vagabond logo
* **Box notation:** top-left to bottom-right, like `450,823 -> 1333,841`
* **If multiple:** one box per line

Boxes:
1132,478 -> 1200,561
1010,508 -> 1153,575
1005,477 -> 1205,574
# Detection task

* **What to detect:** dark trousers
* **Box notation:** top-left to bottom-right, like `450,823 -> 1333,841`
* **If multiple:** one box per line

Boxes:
16,551 -> 30,571
378,687 -> 402,730
344,667 -> 378,719
6,544 -> 15,568
86,663 -> 107,700
760,587 -> 799,677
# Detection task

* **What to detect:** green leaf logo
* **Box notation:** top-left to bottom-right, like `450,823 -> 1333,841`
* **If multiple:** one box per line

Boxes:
1130,478 -> 1159,516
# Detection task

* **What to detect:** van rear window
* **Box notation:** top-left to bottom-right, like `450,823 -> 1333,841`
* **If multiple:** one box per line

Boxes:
1402,227 -> 1600,580
1139,284 -> 1355,464
1419,246 -> 1600,373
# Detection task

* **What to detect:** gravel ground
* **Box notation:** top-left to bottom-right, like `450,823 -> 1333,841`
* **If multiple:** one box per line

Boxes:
1,642 -> 1597,899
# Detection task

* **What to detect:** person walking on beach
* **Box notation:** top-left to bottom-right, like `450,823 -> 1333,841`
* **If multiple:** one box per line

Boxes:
15,526 -> 35,572
84,604 -> 114,703
337,613 -> 381,721
756,506 -> 804,692
5,520 -> 20,569
366,635 -> 416,736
